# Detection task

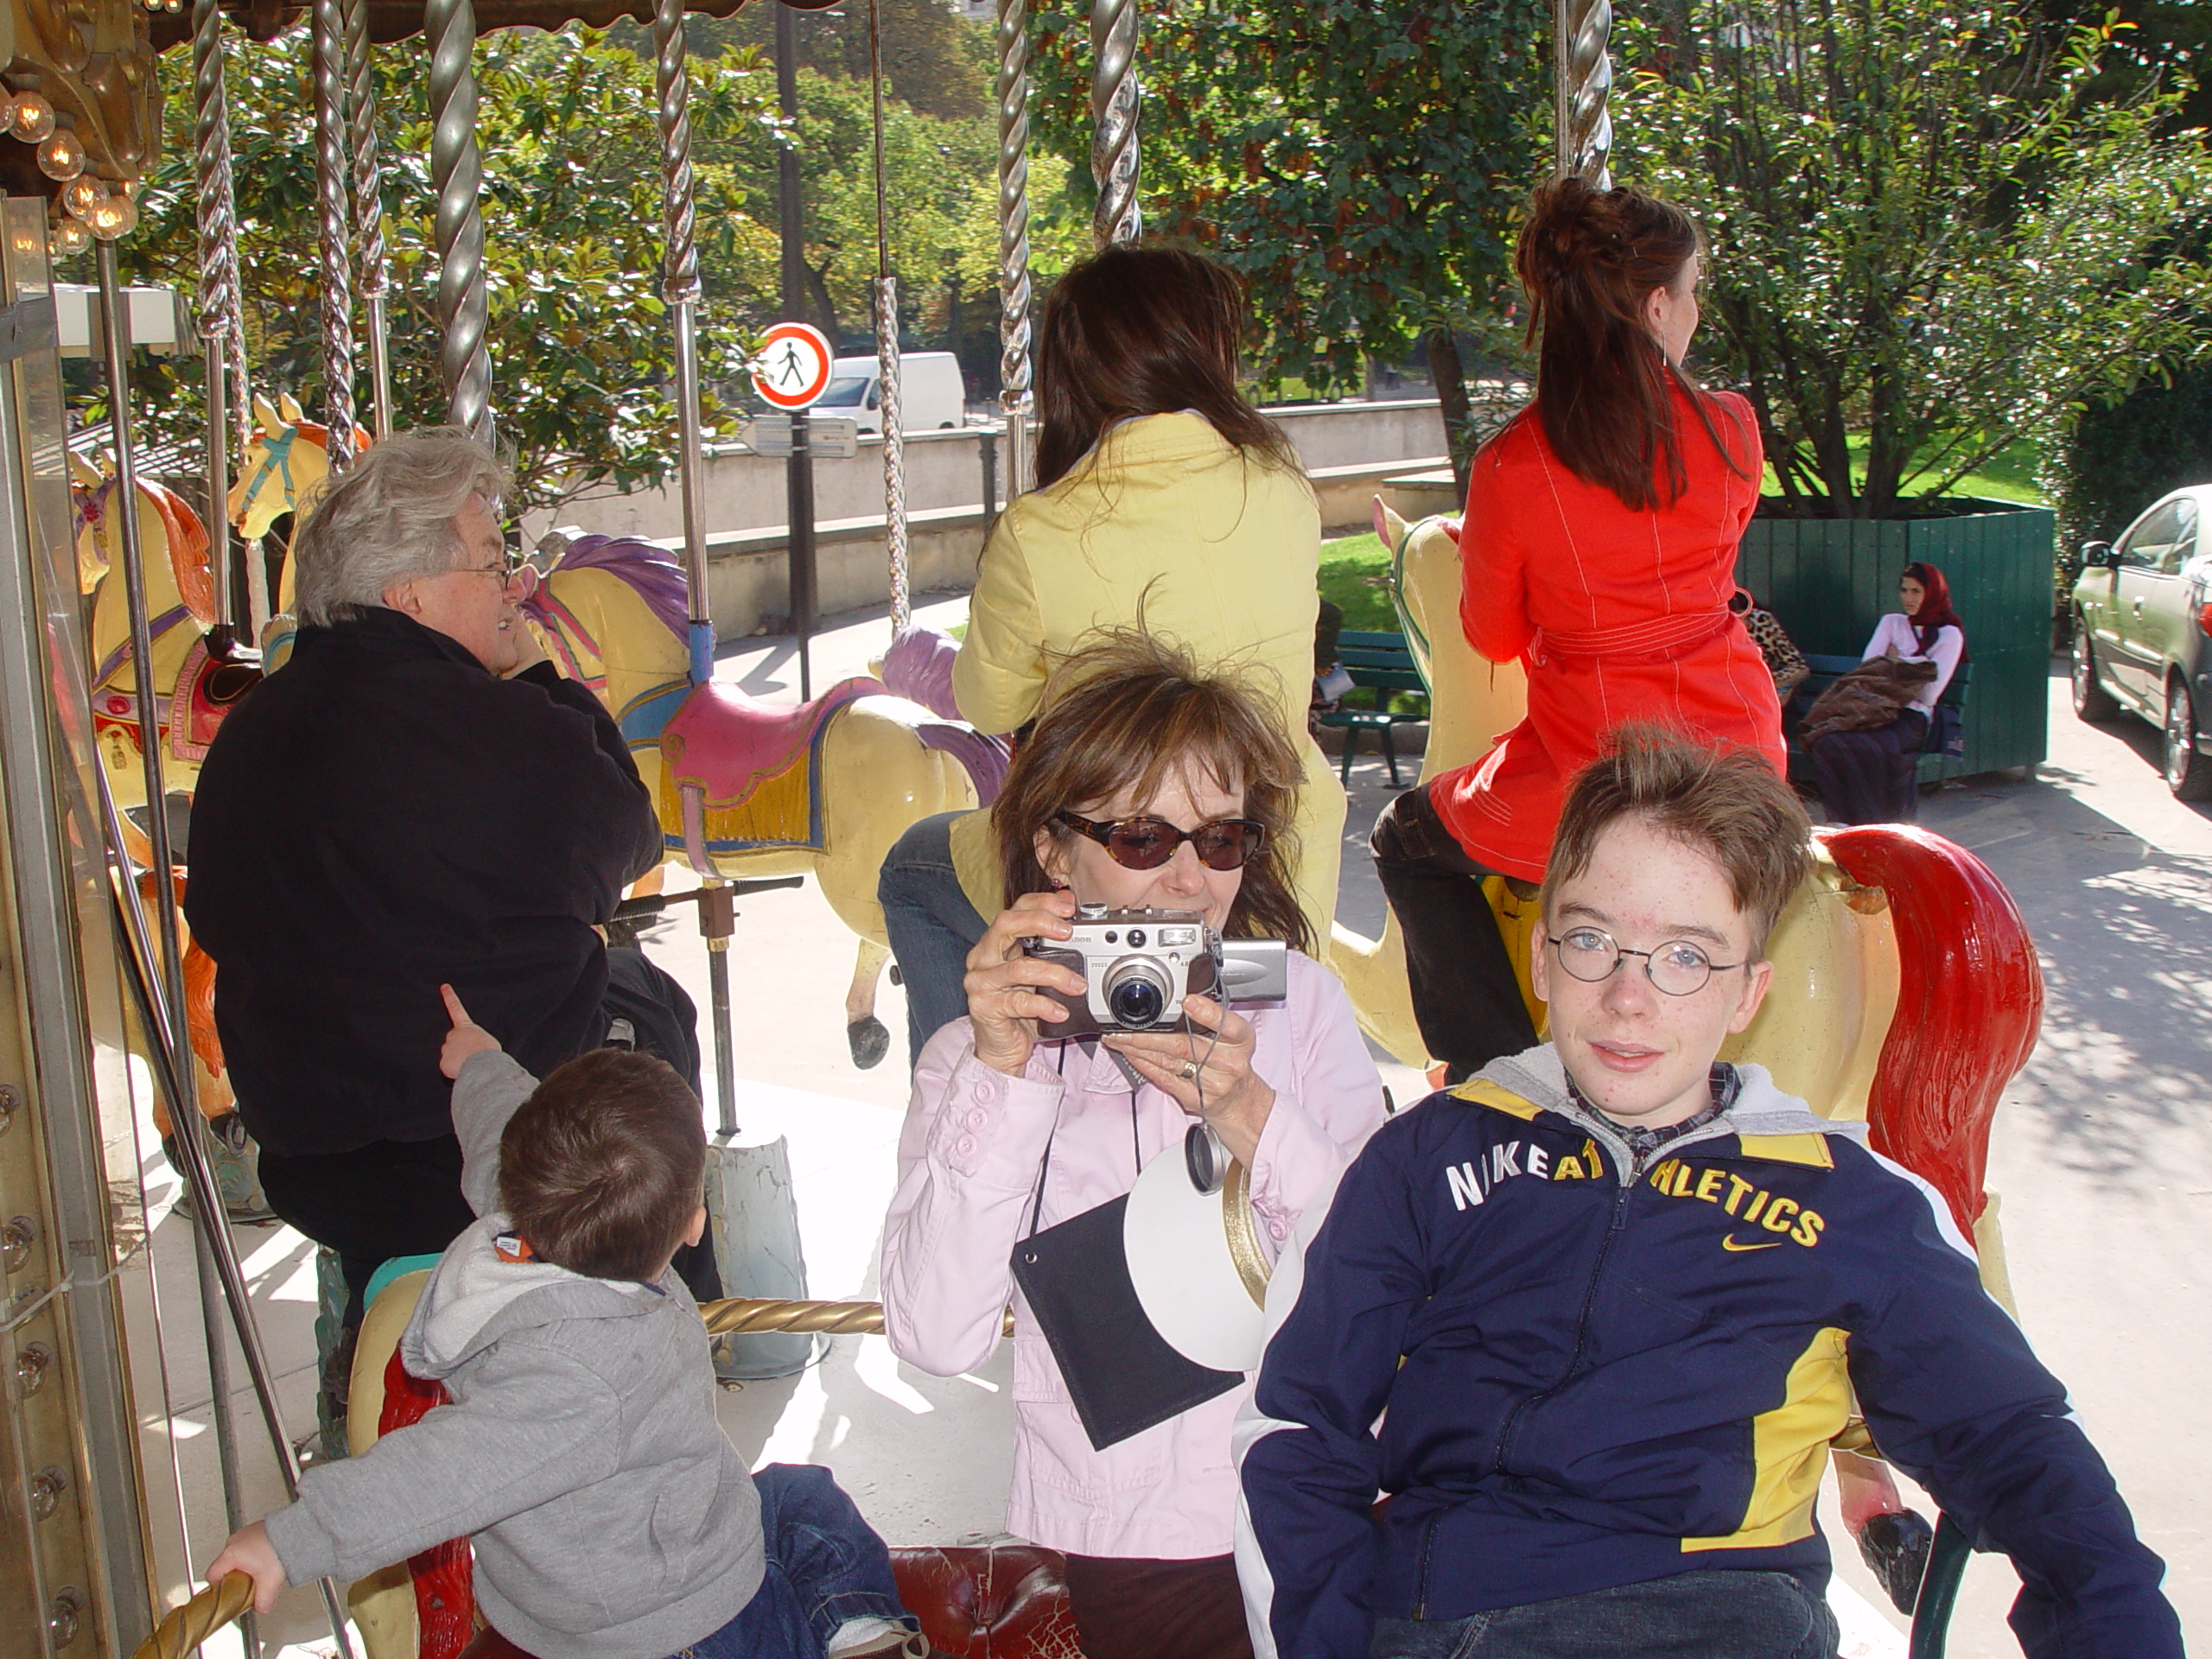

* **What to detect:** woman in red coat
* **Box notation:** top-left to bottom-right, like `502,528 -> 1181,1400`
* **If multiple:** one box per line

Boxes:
1371,176 -> 1784,1081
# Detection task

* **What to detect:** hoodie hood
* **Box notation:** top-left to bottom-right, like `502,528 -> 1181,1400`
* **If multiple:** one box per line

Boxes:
402,1213 -> 674,1379
1474,1046 -> 1867,1172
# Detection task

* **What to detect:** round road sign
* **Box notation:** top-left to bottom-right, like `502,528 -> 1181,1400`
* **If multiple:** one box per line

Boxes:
751,321 -> 835,411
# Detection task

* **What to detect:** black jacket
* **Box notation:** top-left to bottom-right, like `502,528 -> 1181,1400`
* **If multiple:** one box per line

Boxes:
186,607 -> 664,1156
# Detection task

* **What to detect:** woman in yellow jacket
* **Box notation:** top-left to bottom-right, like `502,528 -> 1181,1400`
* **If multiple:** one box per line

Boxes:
879,245 -> 1346,1064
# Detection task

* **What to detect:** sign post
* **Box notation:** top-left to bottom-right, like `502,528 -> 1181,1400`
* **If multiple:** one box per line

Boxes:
750,319 -> 834,700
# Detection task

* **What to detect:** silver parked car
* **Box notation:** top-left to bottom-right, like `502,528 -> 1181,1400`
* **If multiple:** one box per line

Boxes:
2072,485 -> 2212,800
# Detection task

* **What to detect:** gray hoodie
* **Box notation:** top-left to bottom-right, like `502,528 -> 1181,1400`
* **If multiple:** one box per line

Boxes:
265,1052 -> 764,1659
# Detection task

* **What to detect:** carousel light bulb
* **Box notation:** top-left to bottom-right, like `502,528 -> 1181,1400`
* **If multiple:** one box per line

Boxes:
87,194 -> 131,241
61,176 -> 100,219
0,92 -> 16,134
51,218 -> 90,257
36,129 -> 84,181
10,92 -> 55,145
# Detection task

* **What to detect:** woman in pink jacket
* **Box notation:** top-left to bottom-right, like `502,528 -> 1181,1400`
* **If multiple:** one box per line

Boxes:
880,637 -> 1385,1659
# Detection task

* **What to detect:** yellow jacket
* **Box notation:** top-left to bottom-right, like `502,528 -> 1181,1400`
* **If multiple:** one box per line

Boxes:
948,412 -> 1344,938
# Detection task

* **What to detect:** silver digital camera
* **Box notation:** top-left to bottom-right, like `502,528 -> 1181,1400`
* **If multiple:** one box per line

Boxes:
1020,904 -> 1289,1036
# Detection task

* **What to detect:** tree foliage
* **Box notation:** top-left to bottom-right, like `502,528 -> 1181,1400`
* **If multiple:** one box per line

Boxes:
1028,0 -> 1549,474
106,16 -> 1031,511
1616,1 -> 2212,518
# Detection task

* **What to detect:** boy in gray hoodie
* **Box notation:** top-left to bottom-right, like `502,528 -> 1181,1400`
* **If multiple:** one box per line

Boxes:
207,988 -> 924,1659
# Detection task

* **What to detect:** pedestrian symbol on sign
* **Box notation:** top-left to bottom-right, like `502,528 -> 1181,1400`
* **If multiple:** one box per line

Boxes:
750,321 -> 835,411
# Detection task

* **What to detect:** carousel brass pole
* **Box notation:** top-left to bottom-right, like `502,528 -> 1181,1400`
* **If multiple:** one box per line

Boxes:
345,0 -> 393,437
191,0 -> 242,632
1089,0 -> 1140,246
311,0 -> 358,470
428,0 -> 493,442
867,0 -> 908,634
995,0 -> 1033,499
1554,0 -> 1613,187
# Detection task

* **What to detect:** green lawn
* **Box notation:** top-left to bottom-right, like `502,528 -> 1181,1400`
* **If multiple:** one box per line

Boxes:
1762,435 -> 2047,507
1319,532 -> 1399,632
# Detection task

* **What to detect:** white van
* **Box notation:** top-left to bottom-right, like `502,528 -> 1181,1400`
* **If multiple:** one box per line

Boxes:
817,352 -> 967,435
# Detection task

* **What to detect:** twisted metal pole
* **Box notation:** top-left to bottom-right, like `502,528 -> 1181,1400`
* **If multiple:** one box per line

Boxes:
868,0 -> 909,632
652,0 -> 712,684
131,1573 -> 254,1659
995,0 -> 1033,499
1088,0 -> 1140,246
345,0 -> 393,436
1554,0 -> 1613,188
427,0 -> 493,443
310,0 -> 357,472
191,0 -> 241,630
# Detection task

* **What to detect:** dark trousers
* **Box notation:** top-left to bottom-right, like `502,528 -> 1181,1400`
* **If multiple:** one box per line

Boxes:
1061,1553 -> 1253,1659
878,810 -> 990,1067
674,1465 -> 916,1659
1367,1568 -> 1839,1659
1808,708 -> 1929,826
257,945 -> 718,1326
1370,784 -> 1539,1084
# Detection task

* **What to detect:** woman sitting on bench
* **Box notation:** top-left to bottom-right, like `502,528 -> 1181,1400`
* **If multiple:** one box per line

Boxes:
1807,561 -> 1967,825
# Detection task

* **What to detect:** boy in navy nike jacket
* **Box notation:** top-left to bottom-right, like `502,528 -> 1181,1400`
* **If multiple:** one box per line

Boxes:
1236,728 -> 2179,1659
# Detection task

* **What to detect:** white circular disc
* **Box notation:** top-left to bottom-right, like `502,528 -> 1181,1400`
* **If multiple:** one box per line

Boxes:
1122,1144 -> 1267,1374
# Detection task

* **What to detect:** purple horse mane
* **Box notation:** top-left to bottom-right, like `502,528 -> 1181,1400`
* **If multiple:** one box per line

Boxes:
526,533 -> 690,643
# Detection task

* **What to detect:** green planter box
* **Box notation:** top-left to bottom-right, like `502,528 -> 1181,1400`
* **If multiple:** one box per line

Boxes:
1736,496 -> 2052,779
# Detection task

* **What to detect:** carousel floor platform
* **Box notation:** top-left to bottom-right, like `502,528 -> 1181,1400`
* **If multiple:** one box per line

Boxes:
142,612 -> 2208,1657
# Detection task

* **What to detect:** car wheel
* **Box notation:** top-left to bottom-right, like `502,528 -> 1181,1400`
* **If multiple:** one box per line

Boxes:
2164,678 -> 2212,801
2072,626 -> 2120,721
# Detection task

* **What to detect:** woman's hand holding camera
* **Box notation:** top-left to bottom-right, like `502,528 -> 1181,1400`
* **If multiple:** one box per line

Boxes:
964,890 -> 1087,1077
1106,994 -> 1274,1167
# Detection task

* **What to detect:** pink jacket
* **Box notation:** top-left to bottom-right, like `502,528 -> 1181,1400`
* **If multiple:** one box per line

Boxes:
879,952 -> 1386,1560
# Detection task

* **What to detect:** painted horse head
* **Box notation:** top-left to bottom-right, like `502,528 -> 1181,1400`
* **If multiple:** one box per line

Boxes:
231,392 -> 366,544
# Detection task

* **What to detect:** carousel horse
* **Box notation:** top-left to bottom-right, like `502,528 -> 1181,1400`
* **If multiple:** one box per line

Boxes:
520,534 -> 985,1065
229,391 -> 363,594
76,452 -> 260,809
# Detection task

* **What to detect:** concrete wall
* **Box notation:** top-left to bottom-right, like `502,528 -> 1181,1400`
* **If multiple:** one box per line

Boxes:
529,398 -> 1456,639
528,398 -> 1449,547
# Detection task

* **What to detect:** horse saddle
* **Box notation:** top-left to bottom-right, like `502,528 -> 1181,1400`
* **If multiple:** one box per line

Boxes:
168,637 -> 262,762
658,676 -> 882,856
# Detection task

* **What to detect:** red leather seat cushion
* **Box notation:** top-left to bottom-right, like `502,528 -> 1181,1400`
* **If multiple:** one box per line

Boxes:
891,1543 -> 1086,1658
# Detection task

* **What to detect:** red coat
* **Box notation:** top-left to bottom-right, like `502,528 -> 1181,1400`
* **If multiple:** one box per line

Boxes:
1430,385 -> 1785,881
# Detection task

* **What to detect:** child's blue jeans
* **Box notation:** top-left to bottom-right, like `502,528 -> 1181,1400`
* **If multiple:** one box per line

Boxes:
672,1465 -> 916,1659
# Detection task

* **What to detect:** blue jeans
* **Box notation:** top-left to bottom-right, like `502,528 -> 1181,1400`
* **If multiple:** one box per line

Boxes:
1367,1569 -> 1839,1659
878,810 -> 989,1066
675,1465 -> 915,1659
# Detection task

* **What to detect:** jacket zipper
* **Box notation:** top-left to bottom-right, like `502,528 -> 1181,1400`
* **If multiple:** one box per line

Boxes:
1478,1113 -> 1741,1476
1410,1510 -> 1442,1620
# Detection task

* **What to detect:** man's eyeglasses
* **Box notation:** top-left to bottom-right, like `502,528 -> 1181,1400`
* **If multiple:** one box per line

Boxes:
1054,810 -> 1267,873
457,550 -> 538,597
1546,927 -> 1746,996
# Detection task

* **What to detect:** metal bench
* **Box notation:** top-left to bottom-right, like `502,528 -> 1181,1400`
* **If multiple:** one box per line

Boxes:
1314,629 -> 1428,786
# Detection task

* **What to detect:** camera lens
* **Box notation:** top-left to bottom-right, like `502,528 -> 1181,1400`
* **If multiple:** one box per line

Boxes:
1103,959 -> 1170,1028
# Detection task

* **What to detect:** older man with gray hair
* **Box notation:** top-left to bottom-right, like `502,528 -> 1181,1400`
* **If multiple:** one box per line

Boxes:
188,429 -> 709,1360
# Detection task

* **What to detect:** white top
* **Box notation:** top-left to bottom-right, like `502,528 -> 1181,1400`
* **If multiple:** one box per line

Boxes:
1861,613 -> 1962,711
